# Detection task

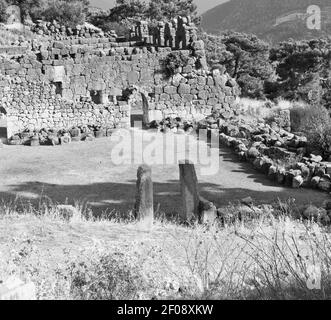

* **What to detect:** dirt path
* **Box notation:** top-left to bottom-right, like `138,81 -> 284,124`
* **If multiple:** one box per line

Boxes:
0,129 -> 329,215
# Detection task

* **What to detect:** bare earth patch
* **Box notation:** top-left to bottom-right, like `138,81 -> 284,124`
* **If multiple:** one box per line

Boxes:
0,130 -> 328,217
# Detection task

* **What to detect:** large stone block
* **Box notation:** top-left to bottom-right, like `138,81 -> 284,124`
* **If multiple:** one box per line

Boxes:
134,164 -> 154,230
148,110 -> 163,121
179,160 -> 200,221
164,86 -> 177,94
178,83 -> 191,94
140,69 -> 153,82
53,65 -> 65,82
128,71 -> 139,85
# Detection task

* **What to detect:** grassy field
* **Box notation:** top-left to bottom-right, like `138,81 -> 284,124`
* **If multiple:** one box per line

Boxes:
1,200 -> 330,300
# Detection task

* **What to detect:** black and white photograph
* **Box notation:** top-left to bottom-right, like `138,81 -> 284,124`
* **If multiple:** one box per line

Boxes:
0,0 -> 330,306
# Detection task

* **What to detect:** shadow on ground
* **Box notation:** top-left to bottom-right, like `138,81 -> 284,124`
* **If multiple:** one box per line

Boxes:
0,179 -> 323,218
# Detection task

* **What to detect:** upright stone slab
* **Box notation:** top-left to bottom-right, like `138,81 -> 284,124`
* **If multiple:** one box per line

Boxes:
179,160 -> 200,221
134,164 -> 154,229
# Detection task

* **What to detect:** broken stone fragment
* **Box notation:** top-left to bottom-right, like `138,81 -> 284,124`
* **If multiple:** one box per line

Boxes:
292,175 -> 304,188
60,134 -> 71,144
268,165 -> 277,180
30,135 -> 39,147
247,147 -> 260,159
197,199 -> 217,224
310,176 -> 321,188
241,196 -> 253,206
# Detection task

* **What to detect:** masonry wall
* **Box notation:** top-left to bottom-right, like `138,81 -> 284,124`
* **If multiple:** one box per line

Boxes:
0,18 -> 240,138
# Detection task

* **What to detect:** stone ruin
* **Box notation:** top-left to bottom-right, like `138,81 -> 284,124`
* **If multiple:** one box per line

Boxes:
0,16 -> 240,142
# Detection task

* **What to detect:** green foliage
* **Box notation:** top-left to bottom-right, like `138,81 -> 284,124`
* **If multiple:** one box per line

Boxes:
69,250 -> 146,300
88,14 -> 132,37
148,0 -> 198,23
201,31 -> 274,99
0,0 -> 8,23
89,0 -> 199,34
88,0 -> 147,34
6,0 -> 44,22
290,104 -> 331,156
270,39 -> 331,104
164,51 -> 189,77
107,0 -> 147,23
2,0 -> 90,25
202,32 -> 331,105
40,0 -> 89,27
0,27 -> 35,45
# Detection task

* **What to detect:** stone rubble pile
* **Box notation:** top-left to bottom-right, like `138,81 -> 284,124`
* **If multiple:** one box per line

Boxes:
32,20 -> 109,39
217,197 -> 331,226
148,117 -> 195,134
196,111 -> 331,193
7,124 -> 117,146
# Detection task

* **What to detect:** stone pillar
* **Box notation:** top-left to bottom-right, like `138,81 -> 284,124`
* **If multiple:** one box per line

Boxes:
138,21 -> 149,42
134,164 -> 154,229
158,22 -> 165,46
141,93 -> 150,126
179,160 -> 200,221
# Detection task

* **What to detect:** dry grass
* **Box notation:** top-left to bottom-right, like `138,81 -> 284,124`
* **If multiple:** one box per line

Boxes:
0,25 -> 46,46
238,97 -> 306,123
290,103 -> 331,155
238,97 -> 295,124
0,199 -> 331,300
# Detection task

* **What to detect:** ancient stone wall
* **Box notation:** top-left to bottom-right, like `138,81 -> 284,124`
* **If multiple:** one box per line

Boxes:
0,17 -> 240,138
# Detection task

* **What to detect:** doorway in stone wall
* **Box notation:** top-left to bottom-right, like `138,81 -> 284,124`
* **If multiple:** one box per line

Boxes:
0,106 -> 7,143
122,87 -> 150,128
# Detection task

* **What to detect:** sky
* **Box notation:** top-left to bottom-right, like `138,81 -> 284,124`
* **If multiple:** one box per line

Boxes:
89,0 -> 229,14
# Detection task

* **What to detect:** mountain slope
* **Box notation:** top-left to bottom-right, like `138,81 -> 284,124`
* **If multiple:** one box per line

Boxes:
201,0 -> 331,43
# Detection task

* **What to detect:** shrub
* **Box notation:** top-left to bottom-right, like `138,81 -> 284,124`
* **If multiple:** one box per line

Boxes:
41,0 -> 87,27
164,52 -> 189,77
0,27 -> 35,45
92,20 -> 131,37
0,0 -> 8,23
69,249 -> 147,300
290,104 -> 331,156
200,31 -> 274,99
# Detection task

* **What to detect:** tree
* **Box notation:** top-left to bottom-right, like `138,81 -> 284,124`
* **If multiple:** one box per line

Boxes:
88,0 -> 147,35
148,0 -> 198,23
90,0 -> 199,34
270,39 -> 331,104
201,31 -> 275,98
8,0 -> 44,21
0,0 -> 8,23
2,0 -> 90,25
107,0 -> 147,22
41,0 -> 89,27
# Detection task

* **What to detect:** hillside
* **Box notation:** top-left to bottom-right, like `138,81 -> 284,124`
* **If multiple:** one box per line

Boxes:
201,0 -> 331,43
